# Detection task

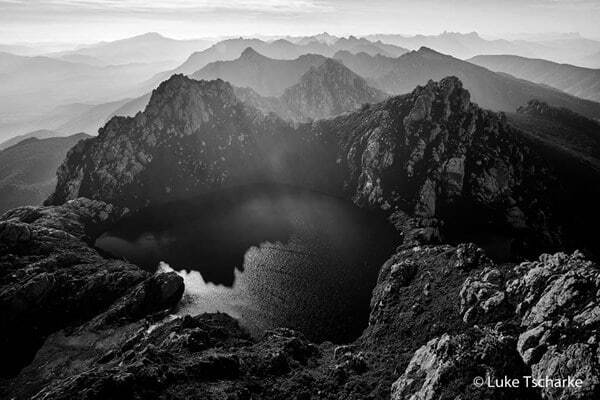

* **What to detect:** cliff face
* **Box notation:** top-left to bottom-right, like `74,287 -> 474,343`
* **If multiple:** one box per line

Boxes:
48,75 -> 577,255
316,77 -> 564,255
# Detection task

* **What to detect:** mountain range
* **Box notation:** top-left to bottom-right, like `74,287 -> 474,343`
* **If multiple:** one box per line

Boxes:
469,54 -> 600,102
235,58 -> 387,121
4,31 -> 600,144
0,94 -> 151,144
47,74 -> 598,255
335,47 -> 600,119
365,31 -> 600,65
47,32 -> 214,66
0,52 -> 170,141
3,68 -> 600,399
192,48 -> 328,96
0,129 -> 61,151
145,36 -> 408,90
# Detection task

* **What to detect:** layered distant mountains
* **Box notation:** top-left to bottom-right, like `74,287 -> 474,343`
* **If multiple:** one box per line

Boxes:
192,48 -> 328,96
0,51 -> 167,141
334,47 -> 600,120
0,93 -> 151,144
146,36 -> 408,89
2,31 -> 600,145
48,32 -> 214,66
0,133 -> 89,214
0,129 -> 61,151
235,59 -> 387,121
469,54 -> 600,102
365,31 -> 600,66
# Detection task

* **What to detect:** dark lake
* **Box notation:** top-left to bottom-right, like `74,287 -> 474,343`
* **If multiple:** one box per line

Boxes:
95,184 -> 399,343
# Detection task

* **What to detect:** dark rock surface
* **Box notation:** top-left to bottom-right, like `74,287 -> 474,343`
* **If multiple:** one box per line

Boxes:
0,199 -> 149,375
460,250 -> 600,400
2,214 -> 599,399
0,240 -> 493,399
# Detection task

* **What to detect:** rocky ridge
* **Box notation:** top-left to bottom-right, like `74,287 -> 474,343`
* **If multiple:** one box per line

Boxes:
45,74 -> 590,257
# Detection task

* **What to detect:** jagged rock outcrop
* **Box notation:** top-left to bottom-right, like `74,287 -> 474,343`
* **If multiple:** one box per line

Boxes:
0,199 -> 151,375
325,77 -> 562,253
391,327 -> 534,400
460,251 -> 600,399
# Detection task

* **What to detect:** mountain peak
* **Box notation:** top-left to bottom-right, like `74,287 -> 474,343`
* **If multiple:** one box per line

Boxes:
129,32 -> 167,41
140,32 -> 164,38
279,57 -> 387,121
240,47 -> 266,60
133,74 -> 238,130
407,76 -> 471,118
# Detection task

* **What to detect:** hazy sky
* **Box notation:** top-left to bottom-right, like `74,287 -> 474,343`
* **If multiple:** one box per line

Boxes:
1,0 -> 600,44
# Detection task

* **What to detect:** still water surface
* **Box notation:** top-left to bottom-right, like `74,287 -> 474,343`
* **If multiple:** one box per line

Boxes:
96,184 -> 399,342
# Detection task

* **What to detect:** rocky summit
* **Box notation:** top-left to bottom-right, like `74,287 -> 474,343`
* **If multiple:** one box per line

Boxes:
2,75 -> 599,399
46,74 -> 597,256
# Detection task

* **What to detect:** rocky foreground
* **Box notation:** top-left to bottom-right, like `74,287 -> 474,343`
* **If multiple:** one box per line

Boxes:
0,198 -> 598,399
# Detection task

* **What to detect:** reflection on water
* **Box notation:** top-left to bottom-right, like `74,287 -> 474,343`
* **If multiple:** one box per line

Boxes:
96,184 -> 399,342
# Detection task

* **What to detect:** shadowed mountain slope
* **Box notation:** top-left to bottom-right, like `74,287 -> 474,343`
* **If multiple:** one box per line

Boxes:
0,133 -> 89,213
